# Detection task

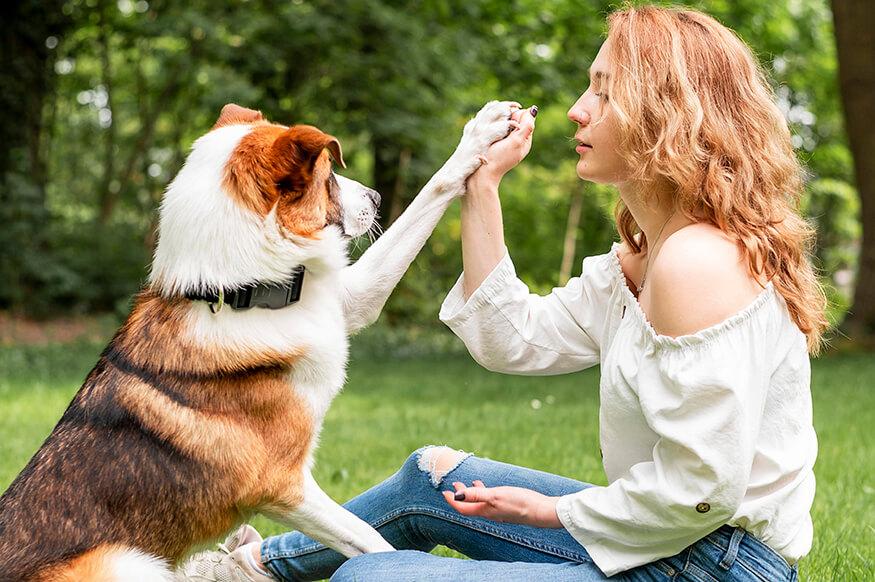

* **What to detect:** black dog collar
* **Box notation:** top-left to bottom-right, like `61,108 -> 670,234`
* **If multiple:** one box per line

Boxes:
186,266 -> 305,312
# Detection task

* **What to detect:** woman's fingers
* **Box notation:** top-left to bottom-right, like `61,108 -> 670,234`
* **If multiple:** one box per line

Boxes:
468,101 -> 536,182
447,481 -> 493,503
443,483 -> 491,517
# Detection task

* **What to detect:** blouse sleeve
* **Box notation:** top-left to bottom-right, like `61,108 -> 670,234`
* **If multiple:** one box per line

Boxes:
555,295 -> 797,575
438,248 -> 615,375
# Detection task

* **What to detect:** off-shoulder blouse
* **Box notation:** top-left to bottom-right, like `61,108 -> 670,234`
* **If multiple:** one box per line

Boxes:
439,244 -> 815,576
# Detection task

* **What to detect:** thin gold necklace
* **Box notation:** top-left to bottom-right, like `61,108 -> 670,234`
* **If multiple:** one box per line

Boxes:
637,210 -> 676,294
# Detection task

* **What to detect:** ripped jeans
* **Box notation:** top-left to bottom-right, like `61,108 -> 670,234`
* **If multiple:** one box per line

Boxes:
260,447 -> 798,582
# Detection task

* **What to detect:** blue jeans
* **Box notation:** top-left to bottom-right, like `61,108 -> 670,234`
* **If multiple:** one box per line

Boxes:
261,447 -> 798,581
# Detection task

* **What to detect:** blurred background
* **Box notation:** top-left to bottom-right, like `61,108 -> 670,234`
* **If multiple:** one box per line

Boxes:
1,0 -> 873,349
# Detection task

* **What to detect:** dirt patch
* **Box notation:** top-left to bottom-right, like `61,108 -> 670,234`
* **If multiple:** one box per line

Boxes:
0,312 -> 115,346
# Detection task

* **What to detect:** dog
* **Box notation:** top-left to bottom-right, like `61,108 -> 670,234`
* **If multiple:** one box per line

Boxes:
0,101 -> 516,581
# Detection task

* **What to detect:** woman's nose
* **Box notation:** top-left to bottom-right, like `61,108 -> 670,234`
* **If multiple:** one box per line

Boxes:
567,101 -> 591,126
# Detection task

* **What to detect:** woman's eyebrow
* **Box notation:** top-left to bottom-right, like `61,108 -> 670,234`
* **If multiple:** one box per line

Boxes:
589,69 -> 609,81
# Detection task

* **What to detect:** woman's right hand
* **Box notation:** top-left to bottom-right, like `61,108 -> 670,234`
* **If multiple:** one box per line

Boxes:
468,105 -> 537,191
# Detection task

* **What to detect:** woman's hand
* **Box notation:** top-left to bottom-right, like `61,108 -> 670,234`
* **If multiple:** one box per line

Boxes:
442,480 -> 563,529
468,105 -> 537,190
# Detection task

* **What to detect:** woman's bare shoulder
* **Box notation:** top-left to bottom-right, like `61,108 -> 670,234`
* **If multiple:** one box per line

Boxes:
646,224 -> 764,337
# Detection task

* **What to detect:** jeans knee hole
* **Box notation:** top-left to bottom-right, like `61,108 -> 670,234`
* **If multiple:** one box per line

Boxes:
416,445 -> 471,488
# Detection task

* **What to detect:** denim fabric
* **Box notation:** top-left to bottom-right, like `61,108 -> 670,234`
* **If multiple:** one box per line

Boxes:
261,448 -> 797,582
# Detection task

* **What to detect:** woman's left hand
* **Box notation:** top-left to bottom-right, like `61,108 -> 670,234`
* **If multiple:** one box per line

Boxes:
468,105 -> 536,190
442,480 -> 563,528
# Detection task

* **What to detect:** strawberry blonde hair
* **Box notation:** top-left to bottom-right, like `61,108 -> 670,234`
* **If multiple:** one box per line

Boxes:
605,5 -> 828,352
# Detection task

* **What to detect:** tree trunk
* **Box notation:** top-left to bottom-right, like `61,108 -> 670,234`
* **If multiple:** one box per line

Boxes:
98,65 -> 183,226
0,1 -> 69,311
372,136 -> 405,230
831,0 -> 875,345
97,0 -> 117,227
560,183 -> 584,284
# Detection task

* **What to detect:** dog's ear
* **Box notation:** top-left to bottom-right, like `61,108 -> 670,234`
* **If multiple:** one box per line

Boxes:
323,137 -> 345,169
270,125 -> 346,194
213,104 -> 265,130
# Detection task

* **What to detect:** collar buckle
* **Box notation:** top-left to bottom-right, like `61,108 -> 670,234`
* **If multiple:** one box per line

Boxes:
187,265 -> 305,312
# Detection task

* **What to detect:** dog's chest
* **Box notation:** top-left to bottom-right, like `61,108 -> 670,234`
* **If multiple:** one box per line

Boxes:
189,281 -> 349,426
287,322 -> 348,426
274,283 -> 349,426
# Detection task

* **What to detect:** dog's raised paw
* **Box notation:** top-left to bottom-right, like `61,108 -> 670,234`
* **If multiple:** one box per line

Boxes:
430,101 -> 519,197
460,101 -> 517,152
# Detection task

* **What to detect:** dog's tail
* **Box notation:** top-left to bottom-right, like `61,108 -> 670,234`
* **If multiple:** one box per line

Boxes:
43,544 -> 174,582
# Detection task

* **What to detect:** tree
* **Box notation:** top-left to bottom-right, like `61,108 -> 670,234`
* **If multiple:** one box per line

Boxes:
0,0 -> 69,312
1,0 -> 865,338
831,0 -> 875,344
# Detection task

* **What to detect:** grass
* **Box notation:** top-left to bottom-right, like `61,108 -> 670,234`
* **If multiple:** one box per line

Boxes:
0,327 -> 872,580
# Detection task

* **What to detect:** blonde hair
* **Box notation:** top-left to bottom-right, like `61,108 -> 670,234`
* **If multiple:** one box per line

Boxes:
605,5 -> 828,353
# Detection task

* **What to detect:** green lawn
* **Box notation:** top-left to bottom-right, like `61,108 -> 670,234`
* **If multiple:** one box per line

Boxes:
0,329 -> 872,580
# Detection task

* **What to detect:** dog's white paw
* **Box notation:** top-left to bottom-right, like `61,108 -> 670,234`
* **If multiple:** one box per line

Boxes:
430,101 -> 516,197
460,100 -> 517,154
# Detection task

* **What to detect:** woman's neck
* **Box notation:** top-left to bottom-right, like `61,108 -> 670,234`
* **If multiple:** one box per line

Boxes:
618,179 -> 684,246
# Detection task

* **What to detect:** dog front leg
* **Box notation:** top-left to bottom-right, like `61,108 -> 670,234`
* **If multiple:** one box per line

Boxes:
341,101 -> 518,333
264,470 -> 394,557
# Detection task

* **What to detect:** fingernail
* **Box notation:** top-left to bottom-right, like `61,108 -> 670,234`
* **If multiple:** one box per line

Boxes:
529,105 -> 538,118
454,491 -> 466,501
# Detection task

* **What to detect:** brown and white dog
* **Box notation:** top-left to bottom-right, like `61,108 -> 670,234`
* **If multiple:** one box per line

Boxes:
0,101 -> 515,581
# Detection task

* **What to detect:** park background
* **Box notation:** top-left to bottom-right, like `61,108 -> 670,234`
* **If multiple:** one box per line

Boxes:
1,0 -> 872,580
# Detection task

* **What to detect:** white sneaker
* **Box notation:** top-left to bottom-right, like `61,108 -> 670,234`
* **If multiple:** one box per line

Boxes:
175,525 -> 275,582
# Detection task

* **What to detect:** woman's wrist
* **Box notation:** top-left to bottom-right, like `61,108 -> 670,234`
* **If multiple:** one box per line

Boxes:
460,173 -> 505,300
466,171 -> 502,198
537,496 -> 563,529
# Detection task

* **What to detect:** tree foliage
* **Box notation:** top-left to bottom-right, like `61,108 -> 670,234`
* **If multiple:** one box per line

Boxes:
0,0 -> 864,343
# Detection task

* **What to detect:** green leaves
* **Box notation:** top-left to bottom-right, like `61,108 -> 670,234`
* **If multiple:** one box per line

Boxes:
0,0 -> 859,326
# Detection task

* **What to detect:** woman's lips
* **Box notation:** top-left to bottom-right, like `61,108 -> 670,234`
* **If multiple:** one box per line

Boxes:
576,142 -> 592,153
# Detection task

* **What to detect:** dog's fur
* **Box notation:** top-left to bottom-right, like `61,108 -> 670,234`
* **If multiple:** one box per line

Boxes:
0,101 -> 514,581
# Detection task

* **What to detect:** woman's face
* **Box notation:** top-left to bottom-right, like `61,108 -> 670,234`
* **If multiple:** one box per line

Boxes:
567,40 -> 629,186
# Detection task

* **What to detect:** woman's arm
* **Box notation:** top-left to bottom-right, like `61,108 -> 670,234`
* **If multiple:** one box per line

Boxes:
461,106 -> 536,299
440,105 -> 609,376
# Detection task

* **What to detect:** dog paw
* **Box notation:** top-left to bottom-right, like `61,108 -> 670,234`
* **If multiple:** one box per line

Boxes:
430,101 -> 516,197
459,101 -> 517,155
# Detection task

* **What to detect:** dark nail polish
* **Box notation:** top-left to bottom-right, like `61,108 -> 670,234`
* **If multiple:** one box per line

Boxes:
454,491 -> 466,501
529,105 -> 539,117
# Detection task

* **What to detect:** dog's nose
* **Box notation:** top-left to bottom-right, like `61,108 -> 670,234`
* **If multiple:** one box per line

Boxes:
367,188 -> 381,208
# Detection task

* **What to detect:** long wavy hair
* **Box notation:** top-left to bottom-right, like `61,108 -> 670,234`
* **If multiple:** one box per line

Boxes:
605,5 -> 828,352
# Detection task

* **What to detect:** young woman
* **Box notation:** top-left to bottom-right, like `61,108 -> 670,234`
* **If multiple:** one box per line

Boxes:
179,5 -> 826,581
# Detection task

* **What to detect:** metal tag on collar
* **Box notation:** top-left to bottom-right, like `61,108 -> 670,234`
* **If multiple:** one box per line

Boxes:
209,289 -> 225,314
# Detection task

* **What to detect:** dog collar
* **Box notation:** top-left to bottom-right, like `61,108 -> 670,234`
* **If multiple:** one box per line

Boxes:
186,266 -> 305,313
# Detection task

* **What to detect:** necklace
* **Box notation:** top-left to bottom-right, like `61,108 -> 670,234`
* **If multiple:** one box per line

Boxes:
637,210 -> 676,294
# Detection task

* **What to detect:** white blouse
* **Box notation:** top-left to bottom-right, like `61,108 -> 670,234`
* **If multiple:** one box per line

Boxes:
439,244 -> 816,576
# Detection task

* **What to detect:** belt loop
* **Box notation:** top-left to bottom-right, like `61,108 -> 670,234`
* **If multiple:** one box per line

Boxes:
719,527 -> 745,570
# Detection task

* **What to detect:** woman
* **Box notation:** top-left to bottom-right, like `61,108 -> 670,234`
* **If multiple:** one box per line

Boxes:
180,5 -> 826,581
